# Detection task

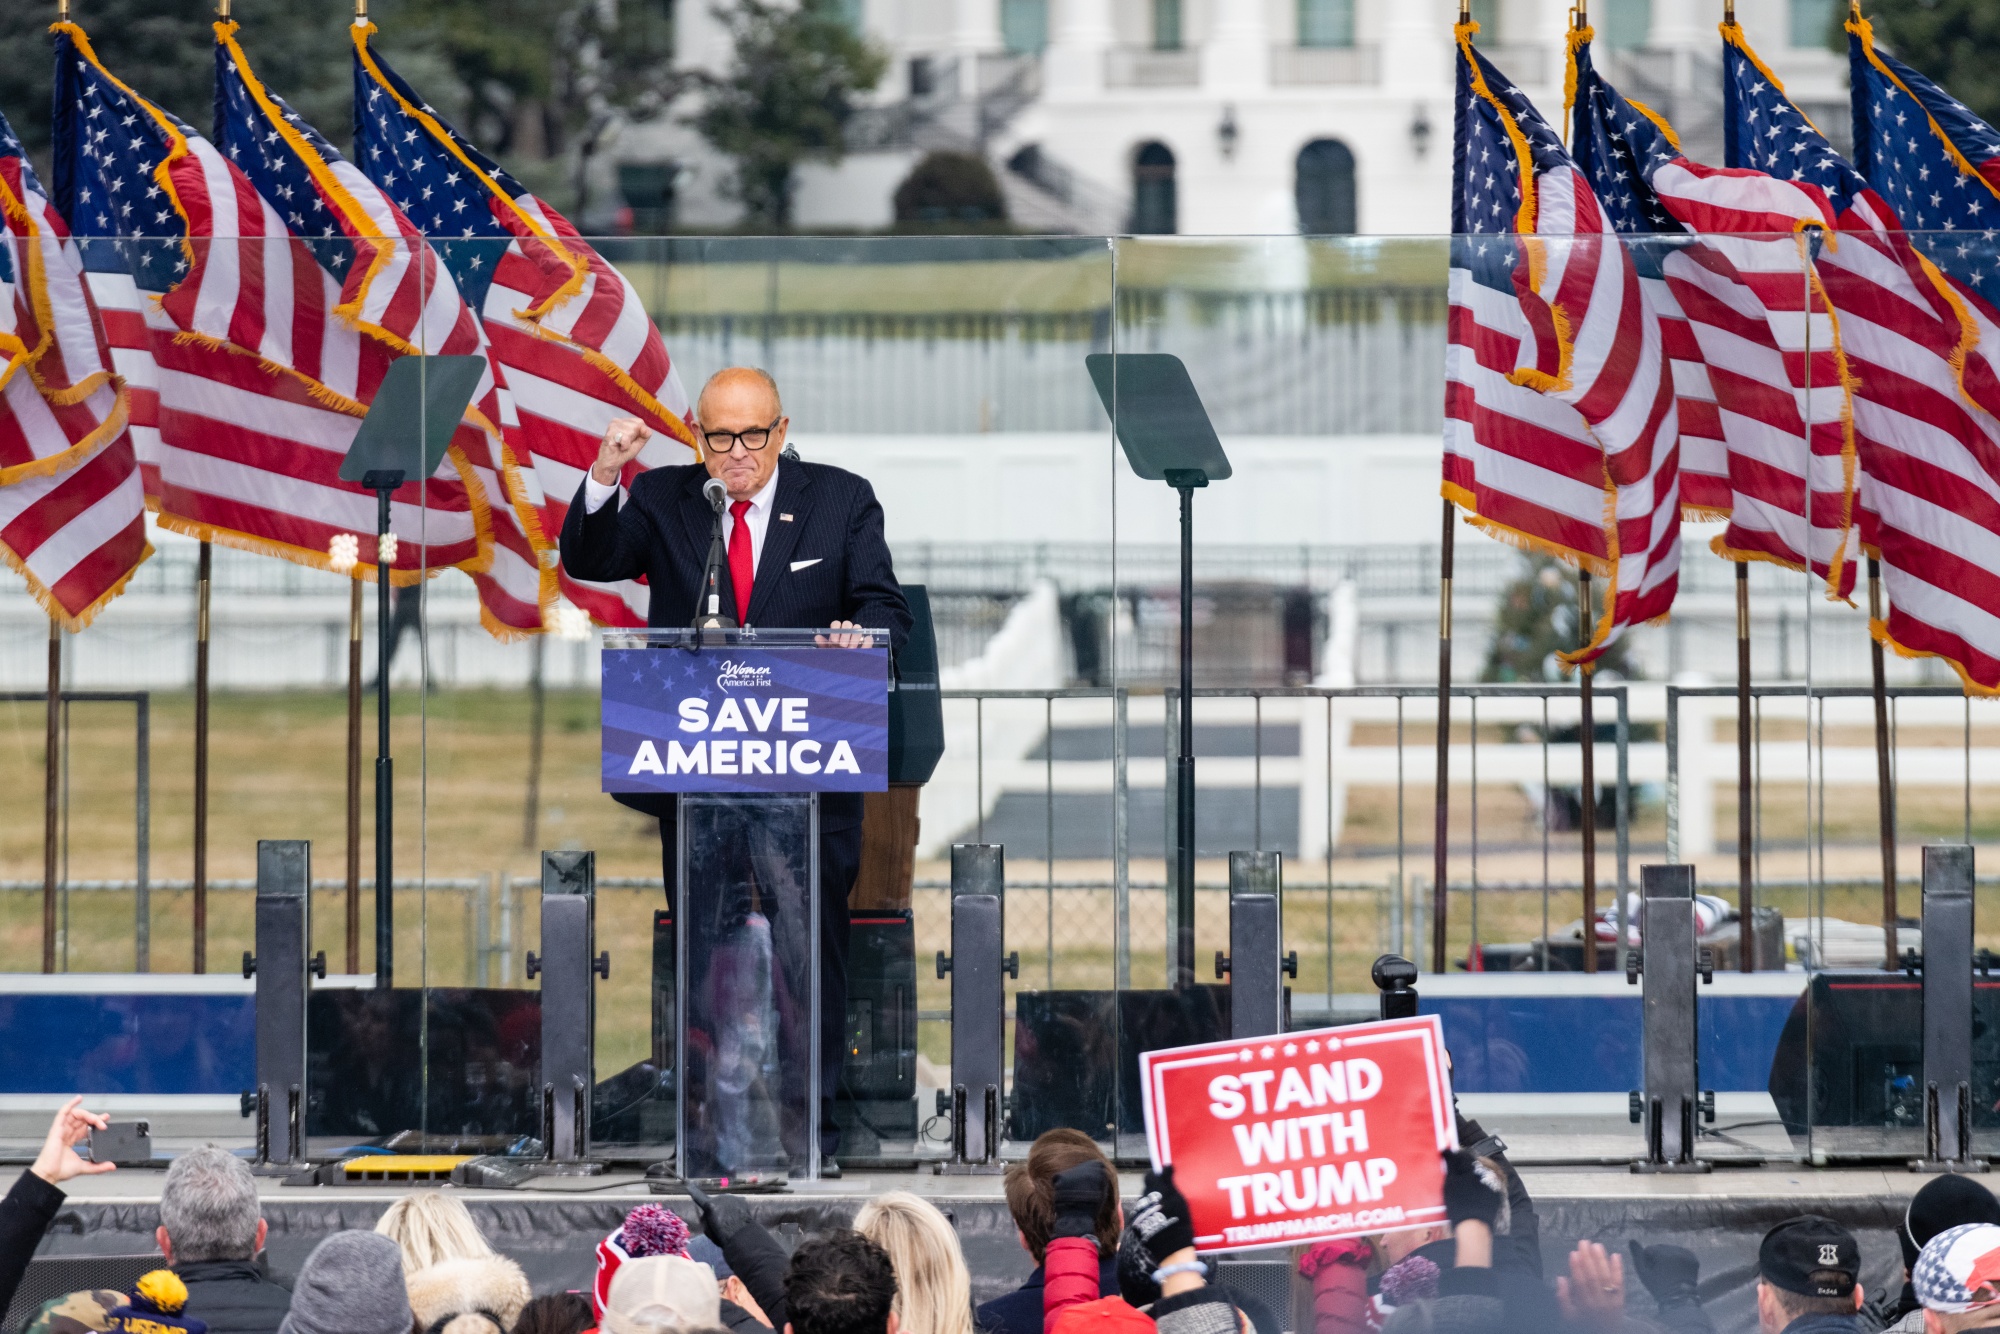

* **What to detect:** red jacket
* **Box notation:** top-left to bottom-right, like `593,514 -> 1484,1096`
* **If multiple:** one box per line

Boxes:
1042,1237 -> 1112,1333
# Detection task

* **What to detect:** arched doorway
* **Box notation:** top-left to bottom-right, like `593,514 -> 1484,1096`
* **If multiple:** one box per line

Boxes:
1132,142 -> 1177,235
1295,138 -> 1356,235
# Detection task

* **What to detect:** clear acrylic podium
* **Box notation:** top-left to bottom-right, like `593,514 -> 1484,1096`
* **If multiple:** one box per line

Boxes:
602,627 -> 890,1183
677,793 -> 817,1181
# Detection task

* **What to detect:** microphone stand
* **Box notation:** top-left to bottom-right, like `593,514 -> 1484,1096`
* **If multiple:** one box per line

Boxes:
693,485 -> 737,640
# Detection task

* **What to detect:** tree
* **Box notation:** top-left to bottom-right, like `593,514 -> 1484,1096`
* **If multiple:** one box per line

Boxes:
1865,0 -> 2000,126
1482,554 -> 1637,683
691,0 -> 886,229
0,0 -> 678,212
0,0 -> 352,183
893,151 -> 1008,229
391,0 -> 681,208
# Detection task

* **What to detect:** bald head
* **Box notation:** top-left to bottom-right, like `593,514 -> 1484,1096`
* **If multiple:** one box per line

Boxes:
695,366 -> 788,501
696,366 -> 782,421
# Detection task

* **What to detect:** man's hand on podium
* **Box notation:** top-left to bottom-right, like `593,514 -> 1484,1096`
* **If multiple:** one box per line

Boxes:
591,416 -> 652,485
815,620 -> 870,649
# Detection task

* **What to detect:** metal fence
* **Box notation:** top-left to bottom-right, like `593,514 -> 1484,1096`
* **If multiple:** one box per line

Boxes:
18,677 -> 2000,987
656,288 -> 1447,436
930,681 -> 1631,997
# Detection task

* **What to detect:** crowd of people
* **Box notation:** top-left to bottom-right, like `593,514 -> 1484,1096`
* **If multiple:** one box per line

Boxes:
7,1098 -> 2000,1334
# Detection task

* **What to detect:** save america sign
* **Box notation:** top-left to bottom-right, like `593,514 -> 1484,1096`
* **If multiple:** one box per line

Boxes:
601,644 -> 888,794
1138,1015 -> 1457,1252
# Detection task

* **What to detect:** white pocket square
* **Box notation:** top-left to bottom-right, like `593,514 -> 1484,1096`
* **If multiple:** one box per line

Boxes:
789,558 -> 822,572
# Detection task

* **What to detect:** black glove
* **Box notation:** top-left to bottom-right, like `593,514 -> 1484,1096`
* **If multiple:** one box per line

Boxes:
1116,1227 -> 1163,1308
1123,1165 -> 1197,1271
1051,1161 -> 1111,1241
1628,1241 -> 1702,1309
688,1180 -> 754,1249
1440,1150 -> 1503,1228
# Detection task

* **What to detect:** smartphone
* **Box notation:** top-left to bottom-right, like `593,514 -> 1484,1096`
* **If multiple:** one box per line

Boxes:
85,1121 -> 151,1165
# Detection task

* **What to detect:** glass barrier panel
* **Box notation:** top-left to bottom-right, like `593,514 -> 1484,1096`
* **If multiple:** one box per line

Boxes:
678,792 -> 818,1182
538,234 -> 1126,1165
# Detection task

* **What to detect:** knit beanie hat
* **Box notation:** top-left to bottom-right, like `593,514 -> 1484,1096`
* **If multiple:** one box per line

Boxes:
593,1205 -> 693,1317
278,1231 -> 414,1334
1299,1240 -> 1373,1330
1905,1176 -> 2000,1271
109,1271 -> 208,1334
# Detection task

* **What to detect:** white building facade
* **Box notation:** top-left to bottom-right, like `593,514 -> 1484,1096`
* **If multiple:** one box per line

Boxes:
617,0 -> 1852,235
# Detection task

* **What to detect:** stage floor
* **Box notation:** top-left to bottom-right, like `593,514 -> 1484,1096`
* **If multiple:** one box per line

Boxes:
0,1091 -> 1803,1170
10,1162 -> 1943,1332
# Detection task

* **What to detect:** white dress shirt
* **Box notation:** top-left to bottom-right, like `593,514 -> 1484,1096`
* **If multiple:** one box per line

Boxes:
582,464 -> 782,577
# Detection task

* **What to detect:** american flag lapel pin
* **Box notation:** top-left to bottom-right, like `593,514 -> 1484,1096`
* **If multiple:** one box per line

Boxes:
779,513 -> 794,522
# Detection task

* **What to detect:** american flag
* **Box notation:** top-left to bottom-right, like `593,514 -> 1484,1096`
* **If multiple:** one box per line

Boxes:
0,106 -> 148,627
1720,20 -> 2000,691
1570,27 -> 1858,598
351,23 -> 699,628
1446,22 -> 1679,666
49,22 -> 497,605
1848,10 -> 2000,405
211,20 -> 550,636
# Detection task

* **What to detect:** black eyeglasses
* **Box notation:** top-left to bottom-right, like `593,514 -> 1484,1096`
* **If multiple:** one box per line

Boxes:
700,417 -> 782,453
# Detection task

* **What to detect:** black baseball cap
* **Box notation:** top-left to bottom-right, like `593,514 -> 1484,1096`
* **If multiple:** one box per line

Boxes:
1760,1215 -> 1861,1298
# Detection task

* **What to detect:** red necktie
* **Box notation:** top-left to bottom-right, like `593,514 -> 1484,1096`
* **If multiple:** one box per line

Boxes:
727,499 -> 754,624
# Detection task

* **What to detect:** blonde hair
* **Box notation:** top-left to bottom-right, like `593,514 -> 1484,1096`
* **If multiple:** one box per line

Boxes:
853,1193 -> 972,1334
374,1192 -> 494,1272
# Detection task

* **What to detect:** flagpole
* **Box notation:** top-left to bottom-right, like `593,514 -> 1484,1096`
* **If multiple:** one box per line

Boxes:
1870,556 -> 1898,969
347,576 -> 363,973
193,540 -> 210,973
1435,0 -> 1466,974
43,618 -> 60,974
1432,500 -> 1454,973
1578,570 -> 1598,972
524,636 -> 546,850
343,0 -> 368,968
1737,561 -> 1756,971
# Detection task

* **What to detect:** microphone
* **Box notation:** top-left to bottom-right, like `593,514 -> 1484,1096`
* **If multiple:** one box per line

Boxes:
694,475 -> 737,630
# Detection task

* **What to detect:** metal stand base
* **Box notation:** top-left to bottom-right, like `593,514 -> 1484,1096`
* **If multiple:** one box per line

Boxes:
935,1160 -> 1007,1176
1909,1158 -> 1990,1174
525,1161 -> 608,1178
1630,1159 -> 1713,1175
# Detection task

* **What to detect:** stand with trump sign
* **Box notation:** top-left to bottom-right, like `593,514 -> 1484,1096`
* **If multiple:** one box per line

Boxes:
1139,1014 -> 1458,1252
601,628 -> 888,1184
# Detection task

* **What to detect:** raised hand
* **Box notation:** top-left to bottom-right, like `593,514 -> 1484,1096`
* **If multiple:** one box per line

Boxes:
1555,1240 -> 1627,1328
591,417 -> 652,485
31,1096 -> 115,1185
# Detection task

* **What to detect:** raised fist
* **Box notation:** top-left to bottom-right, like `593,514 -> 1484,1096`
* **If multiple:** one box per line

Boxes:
591,417 -> 651,484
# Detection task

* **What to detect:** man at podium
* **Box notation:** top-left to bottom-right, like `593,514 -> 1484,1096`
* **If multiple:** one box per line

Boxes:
559,366 -> 911,1168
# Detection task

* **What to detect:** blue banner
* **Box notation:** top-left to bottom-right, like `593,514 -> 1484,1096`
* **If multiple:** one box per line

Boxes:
602,645 -> 890,793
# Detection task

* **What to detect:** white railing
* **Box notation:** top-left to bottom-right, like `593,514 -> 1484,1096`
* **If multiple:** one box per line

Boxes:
1105,46 -> 1202,88
1270,44 -> 1381,87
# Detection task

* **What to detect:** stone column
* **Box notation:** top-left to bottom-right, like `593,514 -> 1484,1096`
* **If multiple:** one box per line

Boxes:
1044,0 -> 1113,100
1205,0 -> 1271,97
954,0 -> 1004,56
